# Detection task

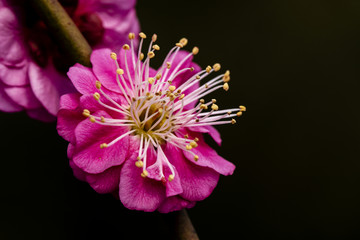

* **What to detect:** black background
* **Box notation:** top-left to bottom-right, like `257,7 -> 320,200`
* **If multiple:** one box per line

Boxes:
2,0 -> 360,239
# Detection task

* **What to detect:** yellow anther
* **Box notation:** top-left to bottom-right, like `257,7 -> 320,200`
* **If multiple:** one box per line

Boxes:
223,75 -> 230,83
190,141 -> 198,148
194,155 -> 199,161
139,32 -> 146,39
166,62 -> 171,69
158,108 -> 163,113
223,83 -> 229,91
236,111 -> 243,117
90,116 -> 96,123
140,53 -> 144,61
179,94 -> 185,100
186,145 -> 193,150
212,99 -> 217,103
169,93 -> 175,101
100,143 -> 108,149
135,161 -> 143,168
141,170 -> 148,178
100,116 -> 105,123
190,67 -> 194,72
206,65 -> 212,73
200,104 -> 208,110
223,70 -> 230,82
123,44 -> 130,50
116,68 -> 124,75
231,119 -> 236,124
168,174 -> 175,182
192,46 -> 199,55
176,42 -> 184,48
184,134 -> 189,139
152,44 -> 160,51
82,109 -> 90,117
110,52 -> 117,60
213,63 -> 221,72
179,38 -> 188,46
95,81 -> 101,89
152,33 -> 157,42
148,77 -> 155,84
137,156 -> 141,160
200,99 -> 205,104
239,105 -> 246,112
128,32 -> 135,40
148,51 -> 155,58
211,104 -> 219,111
205,84 -> 209,88
194,137 -> 199,142
196,75 -> 201,80
168,85 -> 176,92
93,92 -> 100,101
227,111 -> 232,115
156,74 -> 162,80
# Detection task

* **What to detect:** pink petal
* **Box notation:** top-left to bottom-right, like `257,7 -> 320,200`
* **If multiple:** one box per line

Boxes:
147,147 -> 183,197
95,10 -> 140,52
68,143 -> 76,159
165,167 -> 183,197
70,144 -> 122,194
67,63 -> 98,95
0,63 -> 29,86
0,83 -> 22,112
79,94 -> 126,120
85,166 -> 122,194
182,132 -> 235,176
188,125 -> 222,146
29,61 -> 75,115
164,144 -> 220,202
73,111 -> 130,174
4,85 -> 42,109
90,48 -> 120,93
157,196 -> 196,213
119,149 -> 166,212
0,7 -> 27,65
57,93 -> 83,143
69,158 -> 87,182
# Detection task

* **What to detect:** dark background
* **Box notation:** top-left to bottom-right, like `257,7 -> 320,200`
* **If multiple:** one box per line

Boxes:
2,0 -> 360,239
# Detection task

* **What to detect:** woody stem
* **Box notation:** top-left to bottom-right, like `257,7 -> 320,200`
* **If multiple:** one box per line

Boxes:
29,0 -> 92,68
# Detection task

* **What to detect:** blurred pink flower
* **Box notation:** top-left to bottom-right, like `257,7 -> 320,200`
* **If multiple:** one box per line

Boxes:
57,33 -> 245,212
0,0 -> 140,121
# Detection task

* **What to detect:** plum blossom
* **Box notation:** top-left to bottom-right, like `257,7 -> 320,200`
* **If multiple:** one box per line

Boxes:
57,32 -> 246,212
0,0 -> 140,121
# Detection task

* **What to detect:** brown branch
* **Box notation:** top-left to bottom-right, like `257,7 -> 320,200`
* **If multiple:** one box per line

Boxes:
164,209 -> 200,240
29,0 -> 92,68
174,209 -> 200,240
28,1 -> 199,239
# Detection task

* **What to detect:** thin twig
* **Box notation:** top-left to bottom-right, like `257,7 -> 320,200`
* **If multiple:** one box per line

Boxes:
29,0 -> 92,68
172,209 -> 200,240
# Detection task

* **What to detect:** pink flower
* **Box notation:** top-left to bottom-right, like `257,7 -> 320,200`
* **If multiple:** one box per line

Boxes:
57,33 -> 246,212
0,0 -> 139,121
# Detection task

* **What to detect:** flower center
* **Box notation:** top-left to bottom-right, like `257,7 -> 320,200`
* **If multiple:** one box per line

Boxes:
130,100 -> 171,144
